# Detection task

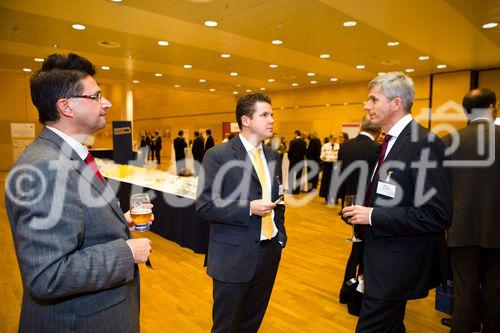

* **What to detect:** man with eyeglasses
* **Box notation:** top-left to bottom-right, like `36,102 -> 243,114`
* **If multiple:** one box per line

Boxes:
5,53 -> 152,332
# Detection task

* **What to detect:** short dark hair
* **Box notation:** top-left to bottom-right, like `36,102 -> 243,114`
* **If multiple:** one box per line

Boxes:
206,129 -> 212,135
235,92 -> 272,129
294,130 -> 301,136
462,88 -> 497,115
178,130 -> 184,136
30,53 -> 96,124
194,131 -> 200,137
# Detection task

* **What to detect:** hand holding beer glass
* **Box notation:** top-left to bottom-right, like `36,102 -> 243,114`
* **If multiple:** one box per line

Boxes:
130,193 -> 153,232
343,195 -> 362,243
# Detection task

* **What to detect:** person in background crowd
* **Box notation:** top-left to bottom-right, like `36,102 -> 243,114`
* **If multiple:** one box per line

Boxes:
205,128 -> 215,153
196,92 -> 286,333
152,131 -> 163,164
342,72 -> 452,333
319,134 -> 339,204
441,88 -> 499,333
173,130 -> 187,175
5,53 -> 152,332
305,131 -> 322,191
192,130 -> 205,175
339,132 -> 349,145
287,130 -> 307,194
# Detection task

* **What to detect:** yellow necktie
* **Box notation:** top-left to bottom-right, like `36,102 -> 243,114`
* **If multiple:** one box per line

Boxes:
251,149 -> 274,239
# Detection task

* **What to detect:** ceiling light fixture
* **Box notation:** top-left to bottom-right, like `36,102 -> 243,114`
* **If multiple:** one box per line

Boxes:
155,73 -> 163,77
221,53 -> 231,58
204,20 -> 218,27
268,79 -> 275,82
260,87 -> 266,91
292,83 -> 299,87
330,77 -> 338,82
418,55 -> 430,60
34,58 -> 44,62
199,79 -> 206,83
246,89 -> 252,92
184,64 -> 192,69
310,80 -> 317,84
436,64 -> 447,69
133,80 -> 140,83
53,44 -> 59,48
482,22 -> 498,29
72,24 -> 86,31
343,21 -> 357,27
101,66 -> 110,70
356,65 -> 365,69
269,64 -> 278,68
230,72 -> 238,76
320,53 -> 331,59
22,68 -> 32,72
405,68 -> 414,73
174,84 -> 180,88
157,40 -> 169,46
387,41 -> 399,46
209,88 -> 216,92
307,72 -> 315,76
111,0 -> 123,2
271,39 -> 283,45
233,91 -> 239,94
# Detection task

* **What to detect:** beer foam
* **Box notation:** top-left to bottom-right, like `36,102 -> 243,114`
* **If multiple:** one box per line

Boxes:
131,207 -> 152,214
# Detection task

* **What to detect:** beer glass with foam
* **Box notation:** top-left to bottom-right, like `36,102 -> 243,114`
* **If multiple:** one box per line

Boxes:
130,193 -> 152,232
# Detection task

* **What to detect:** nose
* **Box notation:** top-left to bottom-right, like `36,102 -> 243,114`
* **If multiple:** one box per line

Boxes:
101,96 -> 112,109
363,101 -> 371,111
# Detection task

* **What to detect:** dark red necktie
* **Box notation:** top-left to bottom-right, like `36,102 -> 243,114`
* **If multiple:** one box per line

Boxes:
364,134 -> 392,205
84,153 -> 105,184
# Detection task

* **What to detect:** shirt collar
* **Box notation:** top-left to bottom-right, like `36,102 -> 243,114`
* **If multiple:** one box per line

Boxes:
239,133 -> 263,153
387,114 -> 413,139
45,126 -> 89,160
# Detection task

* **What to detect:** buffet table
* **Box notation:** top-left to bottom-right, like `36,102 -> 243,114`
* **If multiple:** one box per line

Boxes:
97,161 -> 209,254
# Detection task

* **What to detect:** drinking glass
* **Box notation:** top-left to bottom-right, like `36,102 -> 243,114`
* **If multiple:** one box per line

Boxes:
130,193 -> 152,232
343,195 -> 362,243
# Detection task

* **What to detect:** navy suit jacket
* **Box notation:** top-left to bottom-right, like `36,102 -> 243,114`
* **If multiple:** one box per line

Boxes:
364,120 -> 453,301
196,136 -> 286,283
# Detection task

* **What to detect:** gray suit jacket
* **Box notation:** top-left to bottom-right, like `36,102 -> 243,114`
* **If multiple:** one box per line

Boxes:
196,136 -> 286,283
5,128 -> 139,332
442,120 -> 500,248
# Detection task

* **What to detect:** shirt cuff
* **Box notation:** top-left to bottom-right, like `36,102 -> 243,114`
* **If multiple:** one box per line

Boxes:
126,241 -> 135,260
368,208 -> 374,225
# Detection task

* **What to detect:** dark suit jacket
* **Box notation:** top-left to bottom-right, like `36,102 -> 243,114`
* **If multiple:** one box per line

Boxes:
288,137 -> 306,166
5,128 -> 139,332
195,136 -> 287,283
173,136 -> 187,161
205,135 -> 215,153
442,120 -> 500,248
338,133 -> 380,199
192,136 -> 205,163
306,138 -> 322,162
364,120 -> 453,301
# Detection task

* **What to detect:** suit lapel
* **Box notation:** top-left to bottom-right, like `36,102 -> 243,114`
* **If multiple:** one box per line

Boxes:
40,128 -> 127,225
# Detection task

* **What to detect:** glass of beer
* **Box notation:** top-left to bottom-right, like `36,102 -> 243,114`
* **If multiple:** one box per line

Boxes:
130,193 -> 152,232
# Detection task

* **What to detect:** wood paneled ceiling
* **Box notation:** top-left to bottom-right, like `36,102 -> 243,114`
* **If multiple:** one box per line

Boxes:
0,0 -> 499,95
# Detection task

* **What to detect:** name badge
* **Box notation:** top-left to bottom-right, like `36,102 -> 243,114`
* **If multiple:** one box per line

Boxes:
278,184 -> 284,195
376,181 -> 396,198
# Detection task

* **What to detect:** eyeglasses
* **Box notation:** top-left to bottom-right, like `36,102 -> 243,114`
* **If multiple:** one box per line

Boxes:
69,92 -> 102,103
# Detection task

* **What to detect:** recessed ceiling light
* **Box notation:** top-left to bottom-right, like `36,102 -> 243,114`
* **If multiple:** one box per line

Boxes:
204,20 -> 218,27
418,55 -> 430,61
307,72 -> 315,76
344,102 -> 349,106
387,41 -> 399,47
230,72 -> 238,76
356,65 -> 365,69
53,44 -> 59,48
236,84 -> 242,87
34,58 -> 44,62
436,64 -> 447,69
221,53 -> 231,58
233,91 -> 239,95
157,40 -> 169,46
343,21 -> 357,27
310,80 -> 317,84
405,68 -> 414,73
330,77 -> 338,82
268,79 -> 275,82
111,0 -> 123,2
199,79 -> 206,83
133,80 -> 140,83
272,39 -> 283,45
246,89 -> 252,92
260,87 -> 266,91
184,64 -> 192,69
269,64 -> 278,68
209,88 -> 216,92
482,22 -> 498,29
101,66 -> 110,70
22,68 -> 32,72
174,84 -> 180,88
320,53 -> 331,59
72,24 -> 86,31
155,73 -> 163,77
292,83 -> 299,87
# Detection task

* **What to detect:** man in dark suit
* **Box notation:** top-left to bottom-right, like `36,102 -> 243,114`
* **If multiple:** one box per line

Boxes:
4,53 -> 152,332
173,130 -> 187,175
442,88 -> 499,333
196,92 -> 286,333
192,130 -> 205,175
337,115 -> 381,314
205,128 -> 215,153
305,131 -> 322,191
152,131 -> 162,164
342,72 -> 453,332
287,130 -> 307,194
